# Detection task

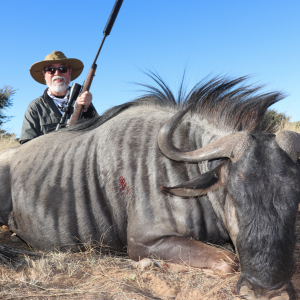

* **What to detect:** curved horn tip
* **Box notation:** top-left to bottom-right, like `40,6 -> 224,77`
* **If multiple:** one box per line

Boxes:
161,186 -> 172,195
161,186 -> 168,192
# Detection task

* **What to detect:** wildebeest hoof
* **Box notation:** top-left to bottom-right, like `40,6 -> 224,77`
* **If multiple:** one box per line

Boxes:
234,285 -> 291,300
215,261 -> 237,277
210,256 -> 238,277
131,258 -> 165,270
131,258 -> 153,270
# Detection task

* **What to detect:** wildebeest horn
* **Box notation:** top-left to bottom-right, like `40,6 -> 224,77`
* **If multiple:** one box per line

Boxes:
276,130 -> 300,163
158,105 -> 252,163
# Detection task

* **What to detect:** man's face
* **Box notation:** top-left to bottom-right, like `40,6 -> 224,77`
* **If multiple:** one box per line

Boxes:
43,63 -> 72,96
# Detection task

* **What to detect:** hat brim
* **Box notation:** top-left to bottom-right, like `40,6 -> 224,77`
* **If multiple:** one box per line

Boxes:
30,58 -> 84,85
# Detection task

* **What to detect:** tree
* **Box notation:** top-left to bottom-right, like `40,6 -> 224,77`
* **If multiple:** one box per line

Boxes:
265,109 -> 290,125
264,109 -> 300,133
263,108 -> 290,131
0,85 -> 15,128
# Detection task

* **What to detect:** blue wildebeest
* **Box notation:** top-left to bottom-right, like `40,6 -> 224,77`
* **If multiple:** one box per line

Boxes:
0,76 -> 299,299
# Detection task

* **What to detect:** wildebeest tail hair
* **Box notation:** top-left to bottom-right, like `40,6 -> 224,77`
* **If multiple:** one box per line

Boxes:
0,244 -> 41,268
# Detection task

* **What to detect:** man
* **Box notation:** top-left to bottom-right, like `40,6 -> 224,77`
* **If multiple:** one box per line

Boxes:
20,51 -> 98,144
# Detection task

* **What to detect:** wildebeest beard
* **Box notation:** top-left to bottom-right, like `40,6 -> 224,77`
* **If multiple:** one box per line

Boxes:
227,133 -> 300,293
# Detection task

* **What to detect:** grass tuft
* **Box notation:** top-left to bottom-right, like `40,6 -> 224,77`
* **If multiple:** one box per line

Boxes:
0,134 -> 19,152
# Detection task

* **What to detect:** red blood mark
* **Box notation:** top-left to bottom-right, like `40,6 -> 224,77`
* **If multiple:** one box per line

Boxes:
119,176 -> 131,195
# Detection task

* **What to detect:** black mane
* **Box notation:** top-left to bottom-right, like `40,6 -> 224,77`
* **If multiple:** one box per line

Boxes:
64,73 -> 285,134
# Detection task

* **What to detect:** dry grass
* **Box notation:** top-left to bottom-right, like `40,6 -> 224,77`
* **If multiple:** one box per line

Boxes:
0,226 -> 242,299
0,233 -> 298,300
0,134 -> 19,152
0,240 -> 240,300
278,120 -> 300,133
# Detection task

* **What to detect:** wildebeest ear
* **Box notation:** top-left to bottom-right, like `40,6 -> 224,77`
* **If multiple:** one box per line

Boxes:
161,163 -> 225,197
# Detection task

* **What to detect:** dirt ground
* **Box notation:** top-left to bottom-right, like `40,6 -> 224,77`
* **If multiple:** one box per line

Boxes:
0,211 -> 299,300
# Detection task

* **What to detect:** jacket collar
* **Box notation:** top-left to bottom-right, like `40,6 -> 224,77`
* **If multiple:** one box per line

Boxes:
42,88 -> 63,118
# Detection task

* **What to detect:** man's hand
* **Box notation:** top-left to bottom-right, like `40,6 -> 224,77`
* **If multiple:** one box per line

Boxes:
76,91 -> 93,112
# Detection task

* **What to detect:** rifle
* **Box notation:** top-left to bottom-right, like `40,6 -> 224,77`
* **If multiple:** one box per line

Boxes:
56,0 -> 123,130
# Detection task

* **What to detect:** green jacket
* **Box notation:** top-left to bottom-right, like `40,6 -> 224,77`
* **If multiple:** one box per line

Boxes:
20,89 -> 98,144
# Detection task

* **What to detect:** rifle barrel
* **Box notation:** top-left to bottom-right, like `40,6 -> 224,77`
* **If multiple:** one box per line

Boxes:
104,0 -> 124,36
93,0 -> 123,65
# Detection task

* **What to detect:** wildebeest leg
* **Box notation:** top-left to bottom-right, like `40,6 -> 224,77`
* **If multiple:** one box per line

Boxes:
128,236 -> 237,275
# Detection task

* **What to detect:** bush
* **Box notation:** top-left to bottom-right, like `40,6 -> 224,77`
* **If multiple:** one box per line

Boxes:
0,85 -> 16,128
265,109 -> 300,133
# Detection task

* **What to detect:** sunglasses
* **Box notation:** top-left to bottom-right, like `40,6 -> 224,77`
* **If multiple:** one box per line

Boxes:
44,66 -> 69,75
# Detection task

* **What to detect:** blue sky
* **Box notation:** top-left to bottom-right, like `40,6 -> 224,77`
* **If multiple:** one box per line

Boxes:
1,0 -> 299,137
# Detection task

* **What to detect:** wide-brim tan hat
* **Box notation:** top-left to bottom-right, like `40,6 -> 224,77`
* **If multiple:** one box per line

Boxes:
29,51 -> 84,84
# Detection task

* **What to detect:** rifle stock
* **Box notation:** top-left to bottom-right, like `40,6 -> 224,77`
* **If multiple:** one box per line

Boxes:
68,63 -> 97,125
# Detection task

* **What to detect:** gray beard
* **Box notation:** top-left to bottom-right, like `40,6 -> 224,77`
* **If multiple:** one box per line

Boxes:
46,76 -> 70,93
